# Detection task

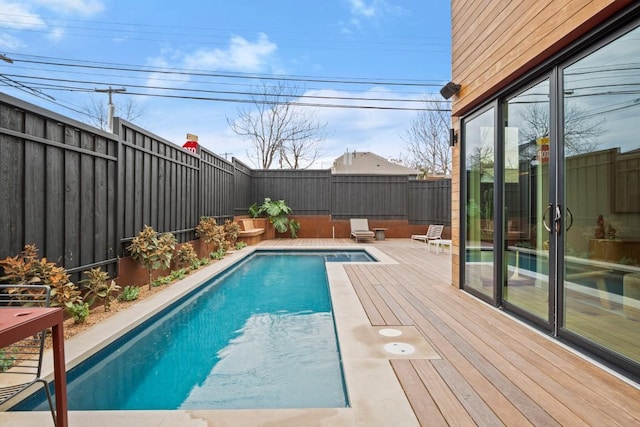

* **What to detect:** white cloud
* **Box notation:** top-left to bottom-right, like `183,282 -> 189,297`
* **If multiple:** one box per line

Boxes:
349,0 -> 377,18
296,87 -> 418,167
33,0 -> 104,15
0,33 -> 24,50
0,2 -> 46,29
183,33 -> 277,72
347,0 -> 404,19
342,1 -> 407,34
47,26 -> 64,42
143,33 -> 278,95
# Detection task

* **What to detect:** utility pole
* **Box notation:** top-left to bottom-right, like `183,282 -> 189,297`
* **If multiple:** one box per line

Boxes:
0,54 -> 13,63
94,86 -> 126,132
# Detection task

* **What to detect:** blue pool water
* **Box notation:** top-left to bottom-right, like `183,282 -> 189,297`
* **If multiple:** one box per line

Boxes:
17,251 -> 371,410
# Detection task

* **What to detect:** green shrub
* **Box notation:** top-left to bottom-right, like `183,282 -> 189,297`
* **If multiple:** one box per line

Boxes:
210,248 -> 226,260
235,241 -> 247,250
118,286 -> 140,302
169,269 -> 187,281
0,349 -> 16,372
151,275 -> 172,287
80,268 -> 120,312
67,302 -> 90,324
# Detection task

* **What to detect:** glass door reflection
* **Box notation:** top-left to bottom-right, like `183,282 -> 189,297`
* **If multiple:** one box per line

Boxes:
502,80 -> 552,324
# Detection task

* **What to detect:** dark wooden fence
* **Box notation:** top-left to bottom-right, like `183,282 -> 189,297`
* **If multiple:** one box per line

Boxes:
116,119 -> 234,250
0,92 -> 451,281
0,94 -> 120,280
250,169 -> 332,216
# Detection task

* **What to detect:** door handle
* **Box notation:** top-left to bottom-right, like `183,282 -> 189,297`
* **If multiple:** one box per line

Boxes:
542,204 -> 552,232
566,207 -> 574,231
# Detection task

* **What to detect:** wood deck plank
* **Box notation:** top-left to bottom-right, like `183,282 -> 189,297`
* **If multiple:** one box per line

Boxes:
373,284 -> 413,325
391,359 -> 448,427
257,239 -> 640,427
350,266 -> 401,325
430,359 -> 506,427
403,272 -> 640,426
411,359 -> 479,427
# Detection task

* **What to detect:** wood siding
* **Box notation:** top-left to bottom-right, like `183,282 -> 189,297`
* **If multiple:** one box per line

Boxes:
450,0 -> 632,117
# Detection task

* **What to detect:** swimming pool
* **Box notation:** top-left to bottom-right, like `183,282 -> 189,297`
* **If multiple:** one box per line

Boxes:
17,250 -> 374,411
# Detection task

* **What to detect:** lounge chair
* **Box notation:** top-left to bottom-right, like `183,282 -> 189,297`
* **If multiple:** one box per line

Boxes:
350,219 -> 375,243
0,284 -> 56,424
411,224 -> 444,249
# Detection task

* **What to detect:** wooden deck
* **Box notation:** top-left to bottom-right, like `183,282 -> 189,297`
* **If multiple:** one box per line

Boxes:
261,238 -> 640,427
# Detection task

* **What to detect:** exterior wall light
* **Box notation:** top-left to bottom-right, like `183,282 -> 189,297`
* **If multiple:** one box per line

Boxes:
450,128 -> 458,147
440,82 -> 461,99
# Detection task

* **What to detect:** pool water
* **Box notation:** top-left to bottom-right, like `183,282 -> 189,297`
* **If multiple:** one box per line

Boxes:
18,252 -> 359,410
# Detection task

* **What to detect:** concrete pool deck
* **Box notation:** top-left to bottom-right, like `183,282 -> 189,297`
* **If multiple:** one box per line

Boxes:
1,244 -> 435,426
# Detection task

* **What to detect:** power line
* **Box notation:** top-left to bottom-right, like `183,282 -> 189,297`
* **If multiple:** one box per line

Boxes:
12,55 -> 444,87
3,73 -> 451,104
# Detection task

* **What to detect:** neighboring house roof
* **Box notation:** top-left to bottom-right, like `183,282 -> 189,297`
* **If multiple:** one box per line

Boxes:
332,151 -> 421,175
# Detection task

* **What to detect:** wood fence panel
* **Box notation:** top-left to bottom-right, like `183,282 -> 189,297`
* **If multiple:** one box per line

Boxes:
250,169 -> 331,215
332,175 -> 409,220
0,93 -> 119,280
2,93 -> 451,283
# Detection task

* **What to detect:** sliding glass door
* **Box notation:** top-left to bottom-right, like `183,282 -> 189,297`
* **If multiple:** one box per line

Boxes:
501,79 -> 552,325
462,22 -> 640,375
560,25 -> 640,365
463,107 -> 496,302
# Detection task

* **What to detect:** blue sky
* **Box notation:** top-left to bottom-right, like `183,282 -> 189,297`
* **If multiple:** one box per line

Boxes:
0,0 -> 451,168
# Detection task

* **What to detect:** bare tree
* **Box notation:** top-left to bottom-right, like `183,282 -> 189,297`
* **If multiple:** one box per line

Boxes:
227,81 -> 326,169
81,96 -> 145,131
518,103 -> 602,159
402,96 -> 452,177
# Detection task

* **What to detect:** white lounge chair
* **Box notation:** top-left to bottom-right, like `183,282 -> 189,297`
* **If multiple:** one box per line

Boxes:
350,218 -> 375,243
411,224 -> 444,250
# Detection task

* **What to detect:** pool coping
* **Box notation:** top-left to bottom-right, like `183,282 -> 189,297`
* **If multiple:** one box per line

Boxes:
1,245 -> 432,426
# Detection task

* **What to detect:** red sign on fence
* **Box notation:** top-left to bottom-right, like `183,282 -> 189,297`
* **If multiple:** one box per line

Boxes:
536,136 -> 549,165
183,140 -> 198,154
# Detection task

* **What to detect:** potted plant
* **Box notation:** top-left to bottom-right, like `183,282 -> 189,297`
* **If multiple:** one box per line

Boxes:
127,225 -> 177,289
223,219 -> 241,248
195,217 -> 225,254
250,198 -> 301,238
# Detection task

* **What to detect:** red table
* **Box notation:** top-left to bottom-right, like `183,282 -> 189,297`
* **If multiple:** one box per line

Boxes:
0,307 -> 68,427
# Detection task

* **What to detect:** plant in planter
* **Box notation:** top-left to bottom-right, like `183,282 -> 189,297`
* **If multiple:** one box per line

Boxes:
128,225 -> 177,289
173,243 -> 199,269
80,267 -> 121,312
248,203 -> 261,218
0,244 -> 81,307
223,219 -> 241,248
252,198 -> 301,238
196,217 -> 225,253
289,218 -> 301,238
